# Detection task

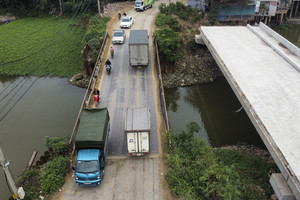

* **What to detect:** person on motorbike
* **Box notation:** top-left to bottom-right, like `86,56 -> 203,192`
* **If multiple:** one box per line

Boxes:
110,46 -> 114,58
105,59 -> 112,74
105,59 -> 111,67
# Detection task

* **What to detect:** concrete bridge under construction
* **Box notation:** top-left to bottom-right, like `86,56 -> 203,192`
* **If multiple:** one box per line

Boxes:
197,22 -> 300,200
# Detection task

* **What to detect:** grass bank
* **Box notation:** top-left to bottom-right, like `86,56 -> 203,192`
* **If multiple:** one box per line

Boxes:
0,17 -> 86,77
166,122 -> 278,200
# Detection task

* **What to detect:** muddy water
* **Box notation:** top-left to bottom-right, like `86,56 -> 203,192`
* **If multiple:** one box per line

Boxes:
273,24 -> 300,48
165,77 -> 265,147
0,76 -> 84,199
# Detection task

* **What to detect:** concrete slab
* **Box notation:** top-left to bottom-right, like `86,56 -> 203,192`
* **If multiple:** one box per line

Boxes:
200,23 -> 300,199
270,173 -> 296,200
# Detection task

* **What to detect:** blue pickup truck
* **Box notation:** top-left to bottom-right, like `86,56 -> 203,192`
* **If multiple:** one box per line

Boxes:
73,108 -> 110,186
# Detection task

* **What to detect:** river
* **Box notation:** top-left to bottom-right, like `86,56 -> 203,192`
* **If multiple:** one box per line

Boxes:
0,76 -> 85,199
165,23 -> 300,147
0,23 -> 299,199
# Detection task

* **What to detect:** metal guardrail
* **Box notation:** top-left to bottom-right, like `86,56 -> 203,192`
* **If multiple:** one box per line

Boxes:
153,37 -> 170,132
154,38 -> 212,200
69,32 -> 109,146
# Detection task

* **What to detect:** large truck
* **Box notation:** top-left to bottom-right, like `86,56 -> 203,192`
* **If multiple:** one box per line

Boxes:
128,30 -> 149,68
134,0 -> 154,11
125,107 -> 150,156
73,108 -> 110,186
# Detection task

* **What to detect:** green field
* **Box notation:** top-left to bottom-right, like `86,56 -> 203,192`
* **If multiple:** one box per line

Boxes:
0,17 -> 86,77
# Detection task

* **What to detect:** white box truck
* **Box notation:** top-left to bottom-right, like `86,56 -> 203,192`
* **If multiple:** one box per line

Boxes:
125,107 -> 150,156
128,30 -> 149,68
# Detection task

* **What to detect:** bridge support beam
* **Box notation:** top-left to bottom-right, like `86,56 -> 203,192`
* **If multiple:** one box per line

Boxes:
270,173 -> 296,200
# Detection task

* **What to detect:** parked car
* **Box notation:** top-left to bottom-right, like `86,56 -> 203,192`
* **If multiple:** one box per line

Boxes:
120,16 -> 134,29
112,30 -> 126,44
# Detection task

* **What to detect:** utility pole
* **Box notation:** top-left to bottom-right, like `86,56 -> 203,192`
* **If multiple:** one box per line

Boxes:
97,0 -> 101,16
0,147 -> 25,200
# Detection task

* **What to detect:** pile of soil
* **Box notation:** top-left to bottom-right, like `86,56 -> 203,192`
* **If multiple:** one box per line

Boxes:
162,46 -> 223,88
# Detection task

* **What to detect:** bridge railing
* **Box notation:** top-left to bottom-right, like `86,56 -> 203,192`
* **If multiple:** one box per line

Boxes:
69,33 -> 109,147
153,37 -> 170,132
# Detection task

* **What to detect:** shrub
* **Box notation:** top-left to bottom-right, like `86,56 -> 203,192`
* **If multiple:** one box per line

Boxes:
155,28 -> 182,63
64,2 -> 78,14
155,14 -> 180,32
40,156 -> 69,194
23,186 -> 39,200
167,122 -> 244,199
87,38 -> 101,50
44,136 -> 69,156
85,16 -> 110,41
23,168 -> 39,179
186,39 -> 201,53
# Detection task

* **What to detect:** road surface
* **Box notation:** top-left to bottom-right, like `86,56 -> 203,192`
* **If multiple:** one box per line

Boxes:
53,1 -> 175,200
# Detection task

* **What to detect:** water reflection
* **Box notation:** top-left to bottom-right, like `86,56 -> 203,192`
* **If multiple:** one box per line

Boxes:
273,24 -> 300,48
0,76 -> 85,199
165,77 -> 265,148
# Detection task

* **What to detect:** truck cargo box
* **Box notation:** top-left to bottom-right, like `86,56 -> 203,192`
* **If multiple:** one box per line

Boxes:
125,107 -> 150,156
128,30 -> 149,67
75,108 -> 110,150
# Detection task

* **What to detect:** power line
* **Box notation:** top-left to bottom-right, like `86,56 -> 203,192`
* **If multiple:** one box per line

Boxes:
0,0 -> 92,122
0,78 -> 26,103
0,0 -> 89,107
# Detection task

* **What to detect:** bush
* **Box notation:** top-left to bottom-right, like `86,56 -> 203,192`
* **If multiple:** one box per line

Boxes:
85,16 -> 110,41
44,136 -> 69,156
87,38 -> 101,50
40,156 -> 69,194
167,122 -> 244,199
159,2 -> 201,21
23,186 -> 39,200
63,2 -> 81,14
155,28 -> 182,63
186,39 -> 200,53
23,168 -> 39,179
155,14 -> 180,32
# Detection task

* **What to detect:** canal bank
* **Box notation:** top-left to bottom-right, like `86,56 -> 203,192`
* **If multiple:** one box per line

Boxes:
0,76 -> 85,199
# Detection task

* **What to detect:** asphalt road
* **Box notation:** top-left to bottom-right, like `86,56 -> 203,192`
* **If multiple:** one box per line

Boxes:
54,1 -> 174,200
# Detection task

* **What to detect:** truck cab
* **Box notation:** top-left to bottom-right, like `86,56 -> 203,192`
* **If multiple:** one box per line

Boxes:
135,0 -> 144,11
74,149 -> 105,186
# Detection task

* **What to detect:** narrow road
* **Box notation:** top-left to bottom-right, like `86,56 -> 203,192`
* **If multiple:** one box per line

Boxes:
54,1 -> 174,199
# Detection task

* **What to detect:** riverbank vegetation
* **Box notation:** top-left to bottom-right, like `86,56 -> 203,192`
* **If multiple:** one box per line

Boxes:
155,2 -> 202,64
155,2 -> 222,88
166,122 -> 278,200
19,136 -> 69,200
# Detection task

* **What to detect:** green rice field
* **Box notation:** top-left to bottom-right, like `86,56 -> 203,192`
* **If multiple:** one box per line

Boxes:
0,17 -> 86,77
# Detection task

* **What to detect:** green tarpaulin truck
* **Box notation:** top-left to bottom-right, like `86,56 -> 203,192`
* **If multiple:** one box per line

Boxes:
73,108 -> 110,186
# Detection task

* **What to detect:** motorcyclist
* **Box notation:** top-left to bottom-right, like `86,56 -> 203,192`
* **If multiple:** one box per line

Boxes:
105,59 -> 111,67
105,59 -> 112,74
110,46 -> 114,57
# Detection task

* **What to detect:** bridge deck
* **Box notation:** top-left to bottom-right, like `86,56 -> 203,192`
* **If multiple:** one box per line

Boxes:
200,23 -> 300,199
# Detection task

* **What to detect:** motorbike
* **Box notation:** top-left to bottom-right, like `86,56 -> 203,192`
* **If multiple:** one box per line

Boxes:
106,64 -> 111,75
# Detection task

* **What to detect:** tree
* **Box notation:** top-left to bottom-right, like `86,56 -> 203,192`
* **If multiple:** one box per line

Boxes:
199,164 -> 243,200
